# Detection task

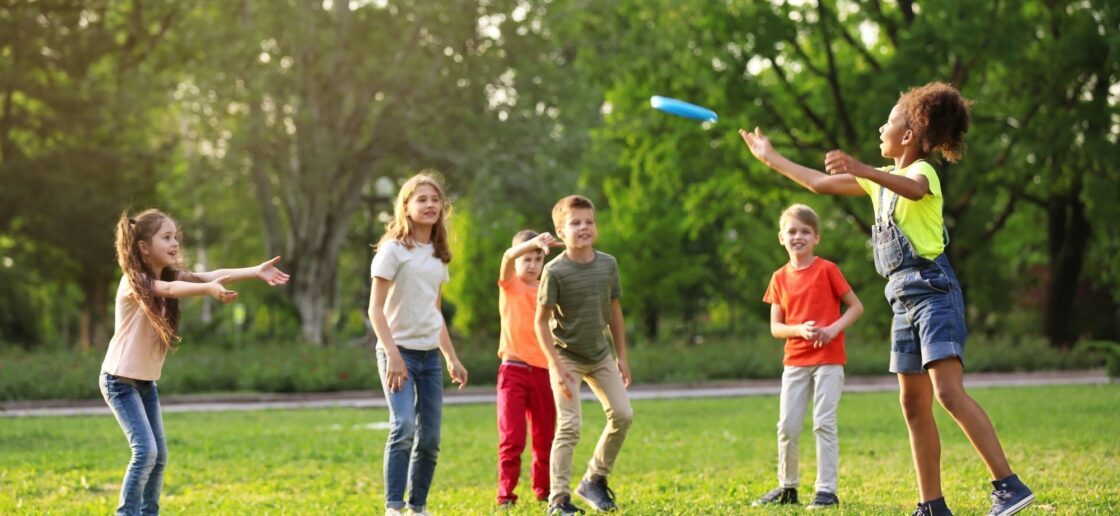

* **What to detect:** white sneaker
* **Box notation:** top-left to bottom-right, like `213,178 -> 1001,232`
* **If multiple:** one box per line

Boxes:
409,510 -> 432,516
386,509 -> 404,516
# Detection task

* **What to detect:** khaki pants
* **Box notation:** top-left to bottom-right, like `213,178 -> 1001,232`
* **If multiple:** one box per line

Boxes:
549,354 -> 633,503
777,364 -> 844,494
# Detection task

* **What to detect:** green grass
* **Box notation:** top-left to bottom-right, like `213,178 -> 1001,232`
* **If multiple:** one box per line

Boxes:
2,384 -> 1118,514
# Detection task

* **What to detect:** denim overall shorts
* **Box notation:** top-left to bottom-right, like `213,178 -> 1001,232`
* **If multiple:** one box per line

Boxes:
872,184 -> 968,373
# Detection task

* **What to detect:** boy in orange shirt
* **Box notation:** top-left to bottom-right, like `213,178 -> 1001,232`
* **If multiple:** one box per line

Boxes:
496,229 -> 563,508
754,204 -> 863,510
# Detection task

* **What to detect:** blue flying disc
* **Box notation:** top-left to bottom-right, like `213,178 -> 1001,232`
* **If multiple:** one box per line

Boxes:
650,95 -> 718,122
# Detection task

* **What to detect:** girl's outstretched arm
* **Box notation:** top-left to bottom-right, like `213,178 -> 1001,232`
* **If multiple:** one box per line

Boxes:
824,150 -> 930,200
178,256 -> 290,286
154,276 -> 237,303
740,128 -> 865,196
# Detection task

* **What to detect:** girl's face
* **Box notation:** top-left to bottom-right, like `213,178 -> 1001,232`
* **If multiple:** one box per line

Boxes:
405,183 -> 443,228
879,104 -> 913,158
139,219 -> 180,271
514,250 -> 546,282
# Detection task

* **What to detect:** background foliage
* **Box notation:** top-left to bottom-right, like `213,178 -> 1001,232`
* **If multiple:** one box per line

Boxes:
1,1 -> 1117,365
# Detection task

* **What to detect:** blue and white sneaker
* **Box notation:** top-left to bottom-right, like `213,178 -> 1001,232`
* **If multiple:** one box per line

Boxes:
987,474 -> 1035,516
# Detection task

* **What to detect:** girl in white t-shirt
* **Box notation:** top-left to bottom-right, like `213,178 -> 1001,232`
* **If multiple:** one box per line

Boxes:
367,172 -> 468,516
100,208 -> 289,515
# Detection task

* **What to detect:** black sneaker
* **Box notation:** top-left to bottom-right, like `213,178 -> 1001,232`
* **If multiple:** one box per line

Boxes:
547,495 -> 585,516
987,474 -> 1035,516
752,486 -> 799,506
575,475 -> 618,512
912,497 -> 953,516
807,491 -> 839,509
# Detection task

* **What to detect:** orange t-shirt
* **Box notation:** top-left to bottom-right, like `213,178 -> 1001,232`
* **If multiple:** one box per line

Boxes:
498,276 -> 549,368
762,258 -> 852,366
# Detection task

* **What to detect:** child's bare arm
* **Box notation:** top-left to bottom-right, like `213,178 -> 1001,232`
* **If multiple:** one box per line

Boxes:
436,292 -> 468,389
368,277 -> 407,392
769,304 -> 818,341
740,128 -> 865,196
178,256 -> 290,286
535,303 -> 574,399
153,277 -> 237,303
824,151 -> 930,200
608,298 -> 631,387
499,233 -> 562,282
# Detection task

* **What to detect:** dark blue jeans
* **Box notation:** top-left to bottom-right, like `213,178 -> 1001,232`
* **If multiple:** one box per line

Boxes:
376,347 -> 444,512
99,372 -> 167,516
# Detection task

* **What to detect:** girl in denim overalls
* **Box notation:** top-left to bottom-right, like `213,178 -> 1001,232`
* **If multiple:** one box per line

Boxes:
738,82 -> 1034,516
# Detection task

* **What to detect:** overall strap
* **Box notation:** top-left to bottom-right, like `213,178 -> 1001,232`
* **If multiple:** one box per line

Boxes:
876,168 -> 902,224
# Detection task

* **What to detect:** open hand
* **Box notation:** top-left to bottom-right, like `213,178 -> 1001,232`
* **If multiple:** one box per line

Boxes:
257,256 -> 291,286
207,276 -> 238,304
739,127 -> 774,163
824,150 -> 868,177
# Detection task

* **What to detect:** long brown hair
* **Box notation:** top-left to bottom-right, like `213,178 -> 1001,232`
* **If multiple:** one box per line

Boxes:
114,209 -> 181,350
376,171 -> 453,263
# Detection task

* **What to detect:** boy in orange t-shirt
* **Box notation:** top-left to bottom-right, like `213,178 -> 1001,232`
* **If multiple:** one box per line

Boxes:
754,204 -> 864,510
496,229 -> 563,508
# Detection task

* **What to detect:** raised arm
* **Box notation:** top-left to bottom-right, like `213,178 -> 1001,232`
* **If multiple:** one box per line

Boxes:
824,151 -> 930,200
740,128 -> 865,196
499,233 -> 562,282
178,256 -> 290,286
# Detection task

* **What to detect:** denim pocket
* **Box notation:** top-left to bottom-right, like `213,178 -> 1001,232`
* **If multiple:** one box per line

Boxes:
918,266 -> 952,294
872,223 -> 904,277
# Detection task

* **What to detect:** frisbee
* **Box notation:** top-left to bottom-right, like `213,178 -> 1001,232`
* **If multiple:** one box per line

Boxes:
650,95 -> 718,122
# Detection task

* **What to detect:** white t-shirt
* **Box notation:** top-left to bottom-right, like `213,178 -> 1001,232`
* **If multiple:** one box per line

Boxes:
101,276 -> 167,381
370,239 -> 449,351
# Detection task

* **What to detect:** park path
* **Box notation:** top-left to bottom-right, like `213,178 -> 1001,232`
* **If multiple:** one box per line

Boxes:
1,369 -> 1109,418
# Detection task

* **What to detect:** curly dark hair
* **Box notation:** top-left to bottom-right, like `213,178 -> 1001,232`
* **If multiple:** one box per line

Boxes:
897,82 -> 973,163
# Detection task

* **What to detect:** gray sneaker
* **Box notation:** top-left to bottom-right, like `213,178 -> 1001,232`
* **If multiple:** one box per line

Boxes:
575,476 -> 618,512
807,491 -> 839,509
752,486 -> 799,506
546,495 -> 585,516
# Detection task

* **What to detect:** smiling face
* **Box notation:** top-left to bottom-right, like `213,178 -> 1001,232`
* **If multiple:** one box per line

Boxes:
405,183 -> 443,229
139,218 -> 181,271
878,104 -> 914,159
557,207 -> 597,251
778,215 -> 819,261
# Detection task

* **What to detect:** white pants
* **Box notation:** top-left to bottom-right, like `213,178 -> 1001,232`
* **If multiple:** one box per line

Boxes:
776,364 -> 844,494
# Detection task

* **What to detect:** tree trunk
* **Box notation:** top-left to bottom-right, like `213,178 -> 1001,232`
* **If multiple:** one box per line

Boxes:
643,305 -> 658,341
1043,183 -> 1089,349
78,274 -> 111,350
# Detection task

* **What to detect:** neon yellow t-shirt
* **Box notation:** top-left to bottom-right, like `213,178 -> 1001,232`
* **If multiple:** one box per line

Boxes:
855,160 -> 945,259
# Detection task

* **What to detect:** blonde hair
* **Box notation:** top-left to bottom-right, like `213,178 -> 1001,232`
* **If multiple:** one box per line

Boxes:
377,171 -> 453,263
551,195 -> 595,230
114,209 -> 181,351
779,204 -> 820,234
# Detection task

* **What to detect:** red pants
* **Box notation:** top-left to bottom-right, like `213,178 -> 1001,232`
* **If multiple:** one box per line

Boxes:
496,361 -> 556,504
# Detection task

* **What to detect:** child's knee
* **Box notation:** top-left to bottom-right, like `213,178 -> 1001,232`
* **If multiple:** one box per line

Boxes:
933,386 -> 967,413
609,406 -> 633,429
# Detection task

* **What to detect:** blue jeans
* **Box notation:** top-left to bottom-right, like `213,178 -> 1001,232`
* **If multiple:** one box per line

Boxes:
886,254 -> 968,373
376,347 -> 444,511
99,372 -> 167,516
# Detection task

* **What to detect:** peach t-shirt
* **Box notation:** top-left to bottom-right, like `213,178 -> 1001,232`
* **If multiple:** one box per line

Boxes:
498,276 -> 549,368
101,276 -> 168,381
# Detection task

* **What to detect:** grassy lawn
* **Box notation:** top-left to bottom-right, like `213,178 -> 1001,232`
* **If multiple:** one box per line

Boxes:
2,384 -> 1117,514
